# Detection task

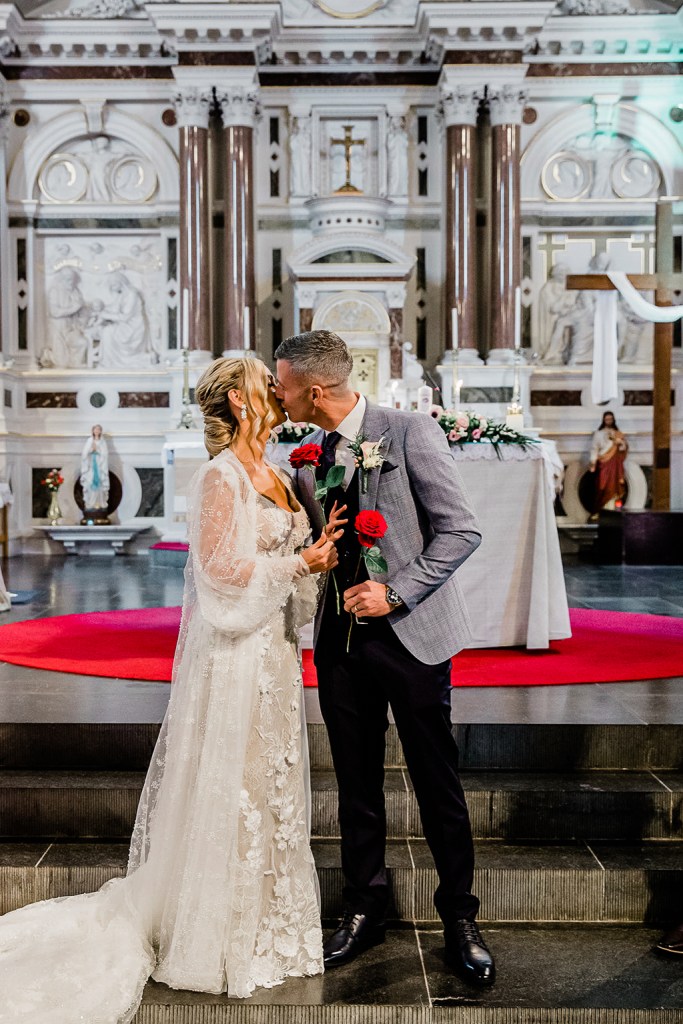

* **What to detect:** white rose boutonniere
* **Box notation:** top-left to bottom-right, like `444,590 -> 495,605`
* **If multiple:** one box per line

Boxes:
347,434 -> 386,493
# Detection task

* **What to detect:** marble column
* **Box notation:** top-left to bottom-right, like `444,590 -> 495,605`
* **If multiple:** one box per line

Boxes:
439,81 -> 482,362
487,85 -> 527,364
172,84 -> 212,355
216,84 -> 260,355
0,82 -> 9,361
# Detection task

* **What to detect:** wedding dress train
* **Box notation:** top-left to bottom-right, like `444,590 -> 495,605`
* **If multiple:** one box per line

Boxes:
0,450 -> 324,1022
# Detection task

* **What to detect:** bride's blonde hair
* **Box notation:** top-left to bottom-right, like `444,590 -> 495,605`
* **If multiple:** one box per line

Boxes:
195,357 -> 278,458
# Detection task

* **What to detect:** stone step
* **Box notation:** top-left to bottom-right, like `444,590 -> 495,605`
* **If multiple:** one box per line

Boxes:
2,721 -> 682,772
131,924 -> 683,1024
1,769 -> 682,843
2,840 -> 683,926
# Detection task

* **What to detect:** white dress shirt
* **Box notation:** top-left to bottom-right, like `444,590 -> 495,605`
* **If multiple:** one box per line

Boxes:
325,393 -> 366,491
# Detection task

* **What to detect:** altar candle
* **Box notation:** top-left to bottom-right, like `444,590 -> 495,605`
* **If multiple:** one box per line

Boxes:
417,384 -> 433,414
514,286 -> 521,350
181,288 -> 189,350
244,314 -> 250,350
506,412 -> 524,431
451,308 -> 459,351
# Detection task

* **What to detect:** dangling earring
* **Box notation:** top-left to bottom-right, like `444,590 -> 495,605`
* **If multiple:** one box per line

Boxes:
241,404 -> 248,421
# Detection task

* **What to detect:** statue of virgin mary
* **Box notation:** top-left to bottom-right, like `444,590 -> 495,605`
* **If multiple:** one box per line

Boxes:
80,424 -> 110,519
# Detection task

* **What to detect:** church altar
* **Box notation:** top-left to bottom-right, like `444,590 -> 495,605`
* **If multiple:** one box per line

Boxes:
452,444 -> 570,651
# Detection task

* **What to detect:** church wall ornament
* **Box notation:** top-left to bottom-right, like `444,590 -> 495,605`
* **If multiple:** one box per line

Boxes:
171,86 -> 212,131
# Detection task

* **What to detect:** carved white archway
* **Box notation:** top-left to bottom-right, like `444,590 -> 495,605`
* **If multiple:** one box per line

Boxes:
8,108 -> 179,203
521,102 -> 679,201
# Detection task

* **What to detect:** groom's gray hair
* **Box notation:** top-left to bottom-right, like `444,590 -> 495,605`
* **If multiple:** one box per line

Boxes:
275,330 -> 353,385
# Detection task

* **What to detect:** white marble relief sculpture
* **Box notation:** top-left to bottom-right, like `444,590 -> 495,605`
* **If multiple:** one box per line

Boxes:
618,294 -> 654,364
40,237 -> 165,368
537,264 -> 577,363
289,116 -> 312,197
548,253 -> 610,366
386,115 -> 408,197
38,136 -> 158,204
320,298 -> 385,333
41,267 -> 91,368
541,136 -> 661,202
95,272 -> 155,368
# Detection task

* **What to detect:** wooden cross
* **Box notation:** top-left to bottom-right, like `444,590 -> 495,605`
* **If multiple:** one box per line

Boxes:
566,199 -> 683,511
330,125 -> 365,194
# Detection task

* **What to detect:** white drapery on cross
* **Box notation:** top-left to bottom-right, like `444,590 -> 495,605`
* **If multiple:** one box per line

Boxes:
592,272 -> 683,405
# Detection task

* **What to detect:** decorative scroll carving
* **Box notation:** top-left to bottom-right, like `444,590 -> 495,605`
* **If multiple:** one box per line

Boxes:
556,0 -> 632,14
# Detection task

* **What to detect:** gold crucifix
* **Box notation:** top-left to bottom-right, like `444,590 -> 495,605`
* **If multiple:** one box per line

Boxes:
330,125 -> 365,195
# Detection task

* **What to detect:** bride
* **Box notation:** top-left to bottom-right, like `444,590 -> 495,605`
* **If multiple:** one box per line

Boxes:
0,357 -> 341,1022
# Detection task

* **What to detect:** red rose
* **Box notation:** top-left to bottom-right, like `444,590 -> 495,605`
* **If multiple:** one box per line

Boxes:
355,510 -> 388,548
289,442 -> 323,470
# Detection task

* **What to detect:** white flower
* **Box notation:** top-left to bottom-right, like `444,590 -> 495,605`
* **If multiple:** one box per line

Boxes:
359,439 -> 385,470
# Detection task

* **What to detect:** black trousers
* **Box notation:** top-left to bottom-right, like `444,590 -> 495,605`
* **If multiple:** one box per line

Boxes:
315,599 -> 480,927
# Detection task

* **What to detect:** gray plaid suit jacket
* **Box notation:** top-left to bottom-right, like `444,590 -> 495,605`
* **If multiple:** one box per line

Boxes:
294,402 -> 481,666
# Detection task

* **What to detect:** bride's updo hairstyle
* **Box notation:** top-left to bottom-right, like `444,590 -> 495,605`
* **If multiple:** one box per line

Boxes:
195,357 -> 278,458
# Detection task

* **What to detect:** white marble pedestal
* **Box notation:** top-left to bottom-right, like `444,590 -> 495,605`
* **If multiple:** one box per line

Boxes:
37,525 -> 151,556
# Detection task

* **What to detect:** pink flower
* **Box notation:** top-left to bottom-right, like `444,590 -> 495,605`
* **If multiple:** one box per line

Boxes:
455,411 -> 469,430
430,404 -> 444,419
273,425 -> 283,434
448,429 -> 464,442
471,428 -> 483,440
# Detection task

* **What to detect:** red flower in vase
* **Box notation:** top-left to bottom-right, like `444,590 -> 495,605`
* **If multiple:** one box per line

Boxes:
289,443 -> 323,470
355,510 -> 388,549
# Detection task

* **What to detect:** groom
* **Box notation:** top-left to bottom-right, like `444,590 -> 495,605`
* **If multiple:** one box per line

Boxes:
274,330 -> 495,988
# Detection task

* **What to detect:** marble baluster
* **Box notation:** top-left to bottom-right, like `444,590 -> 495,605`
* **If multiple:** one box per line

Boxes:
173,85 -> 212,354
216,84 -> 260,355
487,84 -> 527,364
439,81 -> 482,363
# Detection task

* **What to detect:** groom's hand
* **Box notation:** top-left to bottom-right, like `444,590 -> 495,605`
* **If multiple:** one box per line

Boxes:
343,581 -> 392,618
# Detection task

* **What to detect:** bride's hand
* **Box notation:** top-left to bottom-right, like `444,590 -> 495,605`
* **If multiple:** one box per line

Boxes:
325,501 -> 348,542
301,535 -> 339,574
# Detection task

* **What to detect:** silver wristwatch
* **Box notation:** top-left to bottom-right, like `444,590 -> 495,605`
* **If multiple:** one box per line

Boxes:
385,586 -> 403,609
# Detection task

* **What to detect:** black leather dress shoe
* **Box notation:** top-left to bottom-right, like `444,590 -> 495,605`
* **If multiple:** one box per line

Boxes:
444,919 -> 496,987
323,911 -> 386,968
656,923 -> 683,956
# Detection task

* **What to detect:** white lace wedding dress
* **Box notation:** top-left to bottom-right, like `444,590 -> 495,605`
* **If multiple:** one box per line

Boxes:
0,450 -> 324,1022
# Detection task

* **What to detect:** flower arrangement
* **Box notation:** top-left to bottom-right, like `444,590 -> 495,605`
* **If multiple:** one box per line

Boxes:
347,434 -> 386,494
431,407 -> 537,452
272,421 -> 316,444
41,469 -> 64,492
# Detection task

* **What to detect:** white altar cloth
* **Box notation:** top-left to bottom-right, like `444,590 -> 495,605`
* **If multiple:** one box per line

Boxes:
452,444 -> 571,650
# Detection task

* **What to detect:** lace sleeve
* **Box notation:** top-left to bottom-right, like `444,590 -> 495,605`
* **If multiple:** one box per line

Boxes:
189,459 -> 307,635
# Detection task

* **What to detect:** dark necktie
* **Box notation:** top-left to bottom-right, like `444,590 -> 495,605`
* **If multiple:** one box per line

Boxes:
318,430 -> 341,480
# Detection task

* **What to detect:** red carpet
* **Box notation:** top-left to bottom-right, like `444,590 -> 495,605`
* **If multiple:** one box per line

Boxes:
0,607 -> 681,686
